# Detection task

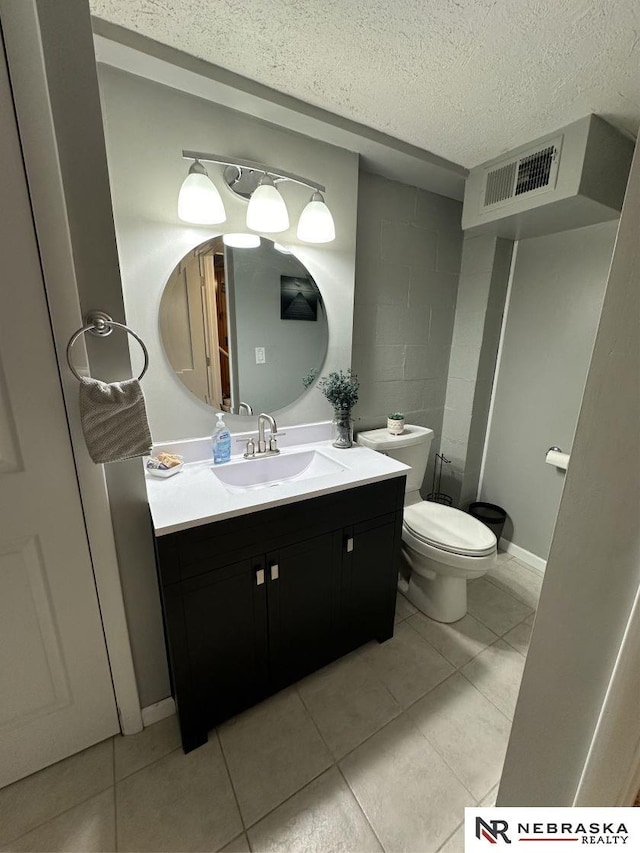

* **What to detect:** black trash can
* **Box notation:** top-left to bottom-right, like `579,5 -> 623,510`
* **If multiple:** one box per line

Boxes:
468,502 -> 507,542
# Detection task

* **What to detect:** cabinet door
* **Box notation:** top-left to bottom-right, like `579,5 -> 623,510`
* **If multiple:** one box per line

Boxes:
180,556 -> 269,734
267,532 -> 340,689
341,514 -> 399,653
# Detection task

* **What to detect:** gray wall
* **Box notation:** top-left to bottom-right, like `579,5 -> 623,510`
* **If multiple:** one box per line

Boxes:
440,235 -> 513,506
480,221 -> 618,560
499,140 -> 638,807
352,172 -> 463,489
97,64 -> 358,445
230,244 -> 327,414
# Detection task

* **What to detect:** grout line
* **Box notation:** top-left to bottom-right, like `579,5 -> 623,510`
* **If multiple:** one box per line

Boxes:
2,785 -> 114,848
242,764 -> 335,834
483,570 -> 541,610
480,569 -> 538,601
115,744 -> 183,783
334,674 -> 451,765
352,644 -> 412,717
494,554 -> 542,580
436,820 -> 464,853
457,635 -> 501,668
292,599 -> 523,773
225,690 -> 338,834
501,612 -> 535,658
214,728 -> 247,833
217,831 -> 250,853
399,677 -> 482,807
468,589 -> 536,635
335,692 -> 479,849
335,762 -> 386,853
457,667 -> 515,725
293,682 -> 335,759
464,606 -> 532,651
403,611 -> 501,670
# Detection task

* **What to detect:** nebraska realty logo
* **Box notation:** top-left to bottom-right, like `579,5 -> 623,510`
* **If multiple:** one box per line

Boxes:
466,809 -> 640,852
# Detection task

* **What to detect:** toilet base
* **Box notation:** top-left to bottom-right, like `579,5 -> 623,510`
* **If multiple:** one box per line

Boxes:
406,570 -> 467,624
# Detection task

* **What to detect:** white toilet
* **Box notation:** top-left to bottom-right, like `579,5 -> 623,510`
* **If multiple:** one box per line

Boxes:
357,425 -> 497,623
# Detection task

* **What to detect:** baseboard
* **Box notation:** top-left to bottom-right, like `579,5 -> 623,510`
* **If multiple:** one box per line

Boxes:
141,697 -> 176,727
499,538 -> 547,574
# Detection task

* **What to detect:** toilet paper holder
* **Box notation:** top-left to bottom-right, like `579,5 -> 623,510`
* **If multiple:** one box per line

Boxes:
546,446 -> 570,471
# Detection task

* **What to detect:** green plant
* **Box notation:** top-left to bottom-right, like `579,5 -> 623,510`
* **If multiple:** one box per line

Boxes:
302,367 -> 318,389
317,368 -> 359,411
388,412 -> 405,420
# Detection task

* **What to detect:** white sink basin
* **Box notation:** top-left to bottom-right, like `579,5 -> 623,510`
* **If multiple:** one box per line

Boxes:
211,449 -> 348,493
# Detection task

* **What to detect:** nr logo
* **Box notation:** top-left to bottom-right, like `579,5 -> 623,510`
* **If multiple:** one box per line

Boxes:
476,817 -> 512,844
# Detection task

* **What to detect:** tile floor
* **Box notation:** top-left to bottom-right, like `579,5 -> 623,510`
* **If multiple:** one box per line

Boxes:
0,554 -> 542,853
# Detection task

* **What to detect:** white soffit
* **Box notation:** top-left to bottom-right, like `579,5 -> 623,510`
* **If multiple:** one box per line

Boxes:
92,22 -> 467,201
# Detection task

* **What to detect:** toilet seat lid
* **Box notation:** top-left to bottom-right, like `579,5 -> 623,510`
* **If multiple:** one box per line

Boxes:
404,502 -> 497,557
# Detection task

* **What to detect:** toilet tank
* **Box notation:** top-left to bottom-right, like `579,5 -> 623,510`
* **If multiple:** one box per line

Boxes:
357,425 -> 434,493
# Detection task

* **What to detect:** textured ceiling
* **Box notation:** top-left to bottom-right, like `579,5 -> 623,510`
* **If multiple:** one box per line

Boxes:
90,0 -> 639,168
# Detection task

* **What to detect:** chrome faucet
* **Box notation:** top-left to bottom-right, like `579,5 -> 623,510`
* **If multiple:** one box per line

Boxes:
238,401 -> 253,415
244,413 -> 280,459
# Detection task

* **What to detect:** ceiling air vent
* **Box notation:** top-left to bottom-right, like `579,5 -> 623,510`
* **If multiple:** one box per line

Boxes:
463,117 -> 635,238
515,145 -> 556,195
484,161 -> 517,206
482,136 -> 562,211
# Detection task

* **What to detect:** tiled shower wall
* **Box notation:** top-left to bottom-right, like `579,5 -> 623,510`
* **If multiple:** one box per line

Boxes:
352,172 -> 464,490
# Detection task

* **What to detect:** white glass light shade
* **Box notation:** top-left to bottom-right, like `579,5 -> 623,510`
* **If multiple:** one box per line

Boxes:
246,175 -> 289,233
273,242 -> 292,254
297,192 -> 336,243
222,233 -> 260,248
178,163 -> 226,225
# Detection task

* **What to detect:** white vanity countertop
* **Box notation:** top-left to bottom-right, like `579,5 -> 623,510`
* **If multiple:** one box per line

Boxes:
145,441 -> 409,536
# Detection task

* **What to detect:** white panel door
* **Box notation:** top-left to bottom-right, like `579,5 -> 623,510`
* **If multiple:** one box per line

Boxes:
0,38 -> 118,788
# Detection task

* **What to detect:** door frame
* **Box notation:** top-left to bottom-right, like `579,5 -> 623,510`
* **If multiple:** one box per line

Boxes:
573,581 -> 640,805
0,0 -> 142,734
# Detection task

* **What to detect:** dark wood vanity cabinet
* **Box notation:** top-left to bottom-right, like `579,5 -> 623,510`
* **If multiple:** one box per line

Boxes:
154,476 -> 405,752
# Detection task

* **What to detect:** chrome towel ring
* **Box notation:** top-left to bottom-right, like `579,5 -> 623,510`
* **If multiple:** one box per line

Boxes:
66,310 -> 149,382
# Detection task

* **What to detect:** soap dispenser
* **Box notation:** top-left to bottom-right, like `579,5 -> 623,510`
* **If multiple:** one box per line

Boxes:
212,412 -> 231,464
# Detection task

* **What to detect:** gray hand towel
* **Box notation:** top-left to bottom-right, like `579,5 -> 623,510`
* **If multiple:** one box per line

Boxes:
79,377 -> 152,464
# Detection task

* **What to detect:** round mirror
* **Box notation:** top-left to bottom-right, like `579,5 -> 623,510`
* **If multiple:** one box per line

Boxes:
159,236 -> 328,414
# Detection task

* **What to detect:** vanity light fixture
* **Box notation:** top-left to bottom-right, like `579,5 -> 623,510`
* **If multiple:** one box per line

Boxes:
246,174 -> 289,233
297,191 -> 336,243
180,150 -> 336,243
177,160 -> 226,225
222,233 -> 261,248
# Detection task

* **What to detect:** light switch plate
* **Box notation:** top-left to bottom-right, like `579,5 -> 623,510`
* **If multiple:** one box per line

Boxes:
255,347 -> 266,364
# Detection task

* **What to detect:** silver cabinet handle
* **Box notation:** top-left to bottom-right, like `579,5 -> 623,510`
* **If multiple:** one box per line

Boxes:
256,567 -> 265,586
346,537 -> 354,553
270,563 -> 279,581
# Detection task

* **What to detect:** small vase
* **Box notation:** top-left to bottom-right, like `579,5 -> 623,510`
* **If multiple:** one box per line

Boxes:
387,417 -> 405,435
332,408 -> 353,448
